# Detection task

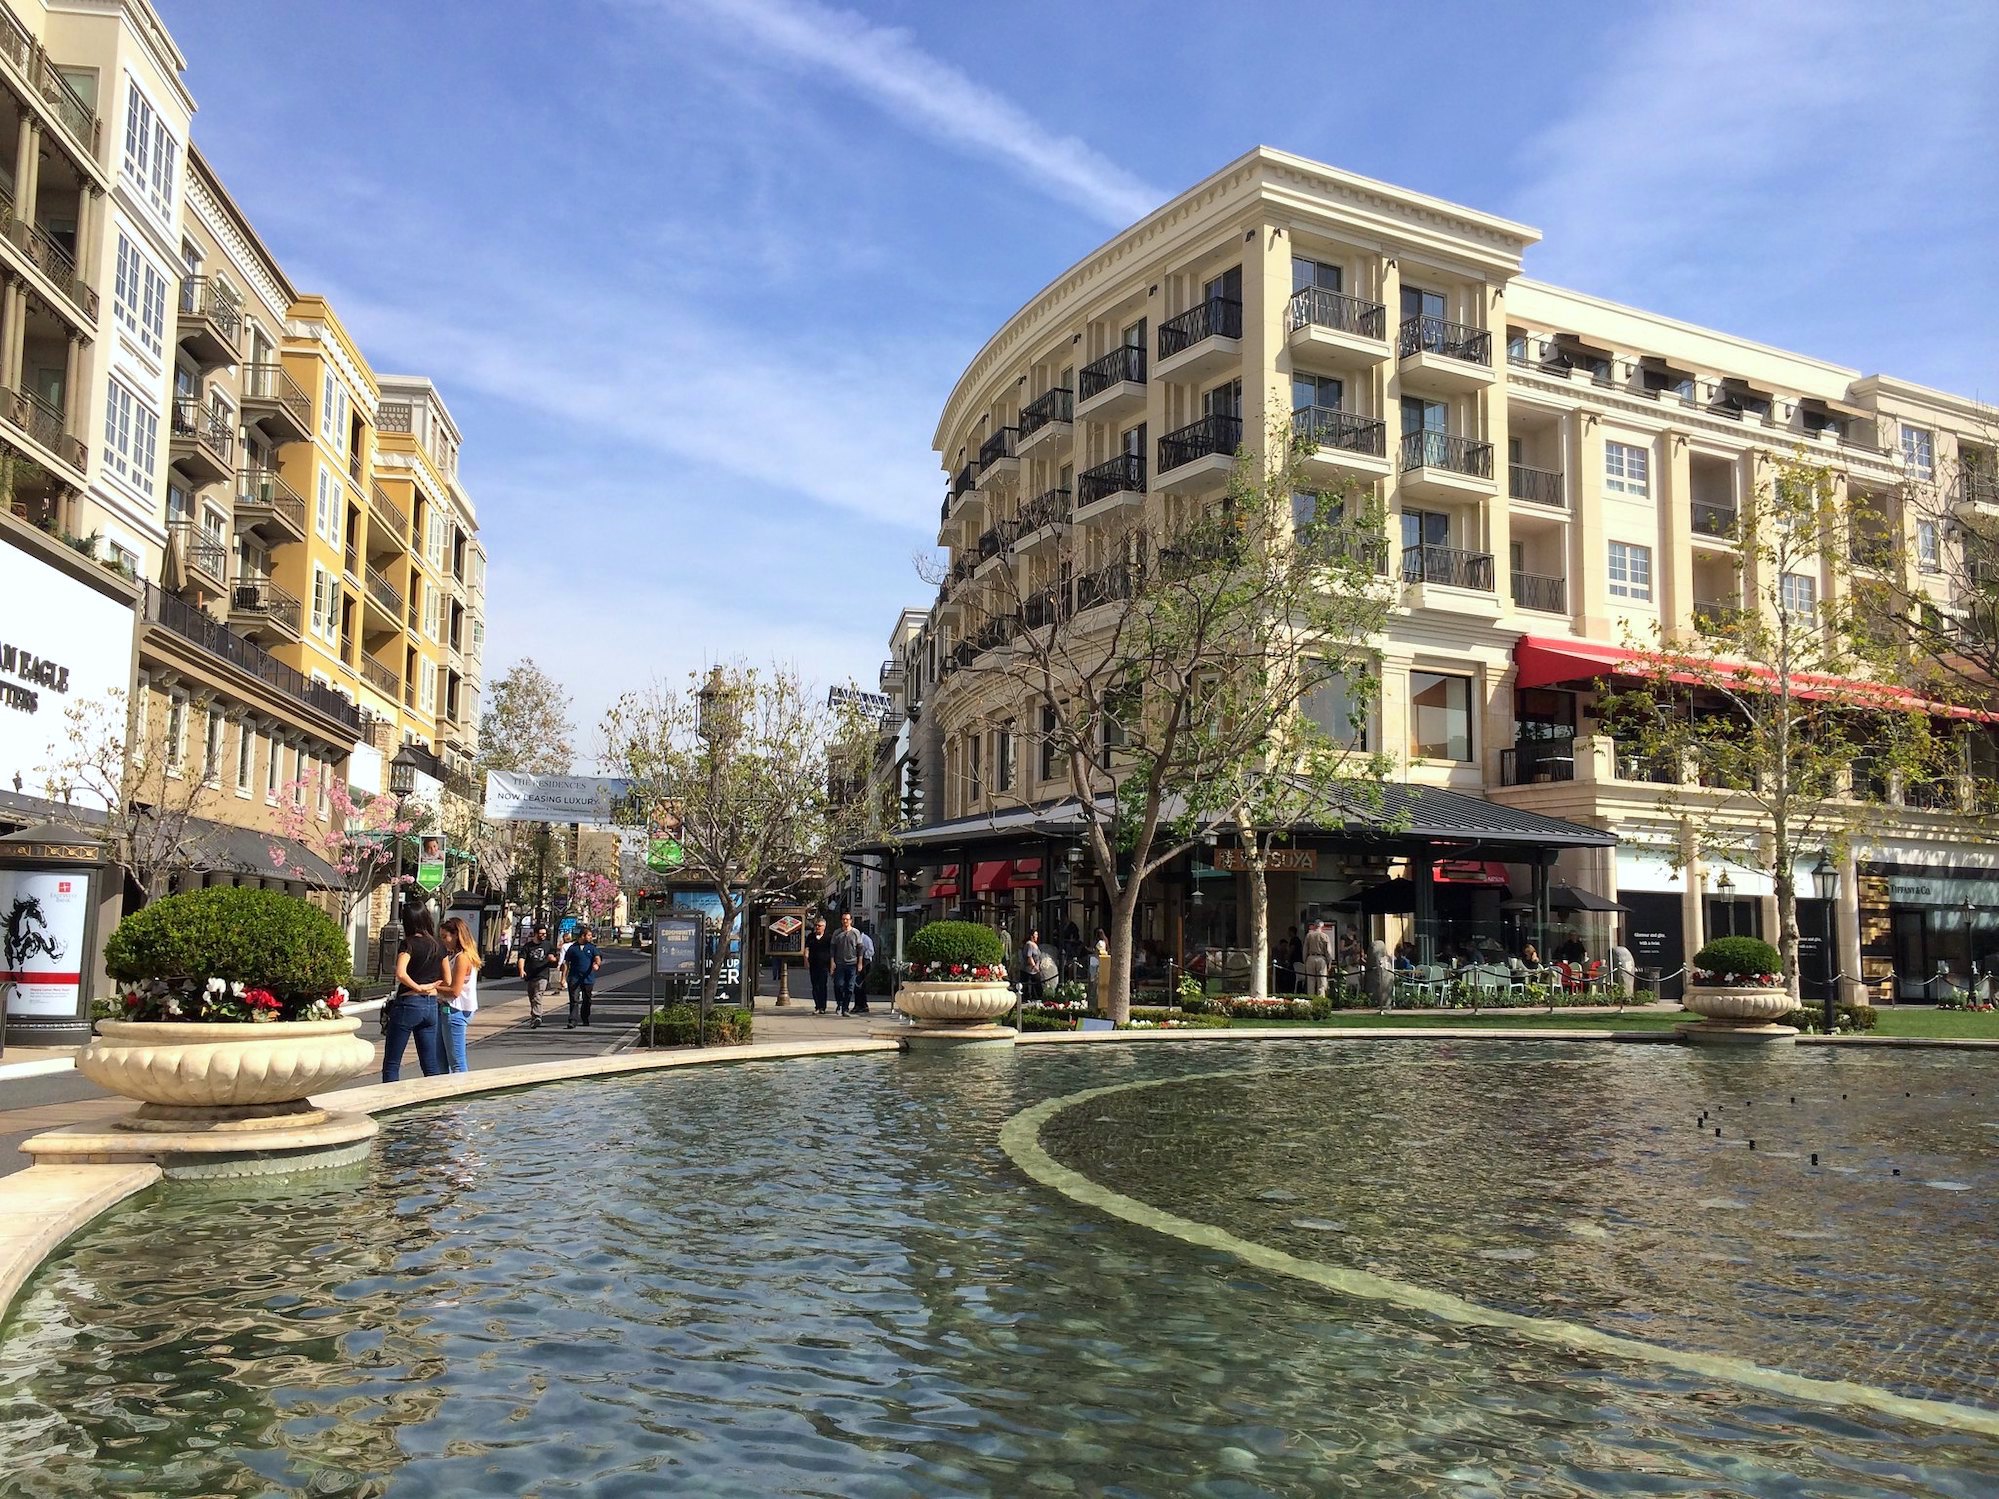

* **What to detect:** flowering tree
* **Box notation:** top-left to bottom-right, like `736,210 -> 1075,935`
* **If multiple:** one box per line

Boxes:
266,777 -> 415,931
570,868 -> 619,924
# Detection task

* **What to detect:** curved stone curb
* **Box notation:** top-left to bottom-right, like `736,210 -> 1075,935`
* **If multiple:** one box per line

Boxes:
1018,1025 -> 1630,1045
999,1071 -> 1999,1438
0,1163 -> 159,1328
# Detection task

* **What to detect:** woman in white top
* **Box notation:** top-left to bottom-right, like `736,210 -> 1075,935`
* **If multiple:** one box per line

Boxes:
438,916 -> 482,1074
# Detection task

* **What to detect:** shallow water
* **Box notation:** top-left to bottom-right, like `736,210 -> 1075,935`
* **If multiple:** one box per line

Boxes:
0,1041 -> 1994,1496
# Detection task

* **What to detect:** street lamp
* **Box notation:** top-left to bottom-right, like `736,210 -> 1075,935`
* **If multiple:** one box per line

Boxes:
1712,866 -> 1735,938
383,746 -> 422,951
1812,851 -> 1840,1031
1960,895 -> 1979,1005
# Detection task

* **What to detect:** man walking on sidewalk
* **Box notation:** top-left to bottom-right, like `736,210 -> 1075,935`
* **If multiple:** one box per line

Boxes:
516,925 -> 552,1029
563,925 -> 602,1028
830,911 -> 864,1016
804,915 -> 832,1013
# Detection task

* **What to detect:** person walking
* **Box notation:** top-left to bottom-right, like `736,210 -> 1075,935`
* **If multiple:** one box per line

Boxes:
562,924 -> 601,1028
830,911 -> 864,1016
1302,920 -> 1334,997
438,916 -> 482,1073
515,925 -> 552,1029
1022,928 -> 1046,1006
804,916 -> 833,1014
1367,937 -> 1395,1010
1093,928 -> 1111,1013
854,922 -> 876,1016
1610,931 -> 1638,1000
384,909 -> 446,1082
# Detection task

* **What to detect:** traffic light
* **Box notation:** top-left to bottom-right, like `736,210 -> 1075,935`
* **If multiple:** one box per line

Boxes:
901,766 -> 924,824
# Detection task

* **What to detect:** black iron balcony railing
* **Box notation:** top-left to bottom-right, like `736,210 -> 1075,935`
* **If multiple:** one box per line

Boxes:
1018,486 -> 1072,533
241,362 -> 311,429
360,653 -> 400,698
167,519 -> 225,580
1158,413 -> 1240,473
4,386 -> 82,470
972,615 -> 1016,655
978,426 -> 1018,470
1500,739 -> 1577,786
1079,344 -> 1146,400
1691,499 -> 1738,538
1903,778 -> 1961,811
1019,386 -> 1073,437
1158,298 -> 1242,359
1297,525 -> 1389,575
1617,747 -> 1682,785
1022,582 -> 1064,630
1073,560 -> 1135,612
370,481 -> 409,539
1510,570 -> 1567,614
170,398 -> 234,465
230,576 -> 302,635
1284,287 -> 1387,340
1508,463 -> 1564,507
1958,470 -> 1999,508
1402,543 -> 1495,591
1397,315 -> 1491,366
1693,597 -> 1747,632
140,582 -> 358,732
1158,532 -> 1244,579
1849,529 -> 1898,571
1078,452 -> 1145,506
1294,405 -> 1386,457
365,563 -> 404,616
1399,430 -> 1493,478
178,275 -> 242,340
977,519 -> 1019,560
950,463 -> 977,501
235,467 -> 306,536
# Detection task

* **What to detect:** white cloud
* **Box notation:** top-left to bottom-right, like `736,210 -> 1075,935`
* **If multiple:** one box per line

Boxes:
664,0 -> 1162,225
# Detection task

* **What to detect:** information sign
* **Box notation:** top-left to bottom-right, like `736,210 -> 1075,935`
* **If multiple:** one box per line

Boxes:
654,915 -> 703,976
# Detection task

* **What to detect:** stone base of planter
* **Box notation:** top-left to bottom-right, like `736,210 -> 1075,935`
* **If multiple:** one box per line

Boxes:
878,1023 -> 1018,1051
118,1098 -> 330,1133
23,1110 -> 378,1179
1679,984 -> 1799,1046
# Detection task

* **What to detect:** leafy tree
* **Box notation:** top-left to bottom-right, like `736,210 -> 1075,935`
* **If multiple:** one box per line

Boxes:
266,776 -> 415,933
936,419 -> 1393,1019
470,657 -> 578,900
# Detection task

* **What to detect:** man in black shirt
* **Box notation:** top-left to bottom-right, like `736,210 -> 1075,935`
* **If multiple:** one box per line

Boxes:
803,916 -> 833,1014
515,925 -> 551,1030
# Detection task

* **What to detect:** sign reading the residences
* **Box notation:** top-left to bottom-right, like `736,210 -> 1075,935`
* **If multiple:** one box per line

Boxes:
483,771 -> 633,825
1208,848 -> 1318,873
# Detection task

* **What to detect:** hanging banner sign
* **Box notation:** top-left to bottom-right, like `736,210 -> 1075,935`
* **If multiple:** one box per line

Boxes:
483,772 -> 632,825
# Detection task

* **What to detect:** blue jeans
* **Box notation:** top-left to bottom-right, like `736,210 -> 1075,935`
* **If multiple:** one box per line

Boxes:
445,1008 -> 471,1071
833,961 -> 859,1014
382,993 -> 444,1081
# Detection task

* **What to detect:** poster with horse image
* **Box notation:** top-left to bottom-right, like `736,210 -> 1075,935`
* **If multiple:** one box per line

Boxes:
0,868 -> 88,1015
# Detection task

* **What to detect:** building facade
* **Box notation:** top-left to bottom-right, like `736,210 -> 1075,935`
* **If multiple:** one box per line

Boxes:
889,147 -> 1996,1000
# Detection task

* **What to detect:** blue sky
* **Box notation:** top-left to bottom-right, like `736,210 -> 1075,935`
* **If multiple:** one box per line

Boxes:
159,0 -> 1999,759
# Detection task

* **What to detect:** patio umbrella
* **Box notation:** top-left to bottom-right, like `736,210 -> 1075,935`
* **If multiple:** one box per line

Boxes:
1333,876 -> 1416,915
1500,882 -> 1627,914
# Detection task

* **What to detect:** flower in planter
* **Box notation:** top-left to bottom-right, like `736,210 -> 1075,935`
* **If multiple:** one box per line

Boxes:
327,987 -> 347,1010
244,988 -> 280,1014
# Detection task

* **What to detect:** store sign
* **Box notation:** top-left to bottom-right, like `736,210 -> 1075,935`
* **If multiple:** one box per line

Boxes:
828,686 -> 895,721
1209,848 -> 1318,873
483,771 -> 631,825
0,543 -> 133,793
0,866 -> 89,1015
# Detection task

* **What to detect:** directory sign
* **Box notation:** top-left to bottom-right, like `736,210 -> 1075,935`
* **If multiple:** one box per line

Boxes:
654,915 -> 703,977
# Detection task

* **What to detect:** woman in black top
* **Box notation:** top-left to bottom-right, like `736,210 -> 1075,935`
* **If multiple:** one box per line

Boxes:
384,908 -> 446,1081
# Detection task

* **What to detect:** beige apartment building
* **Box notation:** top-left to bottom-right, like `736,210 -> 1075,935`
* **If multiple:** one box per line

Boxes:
883,146 -> 1997,1002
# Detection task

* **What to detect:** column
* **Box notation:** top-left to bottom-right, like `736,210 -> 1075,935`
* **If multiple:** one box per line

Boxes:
1835,847 -> 1863,1006
11,120 -> 35,230
2,281 -> 25,393
1410,849 -> 1435,964
1240,219 -> 1286,448
60,332 -> 79,436
1680,824 -> 1705,963
1659,430 -> 1693,633
1571,411 -> 1609,637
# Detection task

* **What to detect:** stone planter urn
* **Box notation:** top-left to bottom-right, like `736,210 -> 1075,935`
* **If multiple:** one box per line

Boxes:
78,1017 -> 377,1130
891,981 -> 1018,1048
1679,985 -> 1799,1045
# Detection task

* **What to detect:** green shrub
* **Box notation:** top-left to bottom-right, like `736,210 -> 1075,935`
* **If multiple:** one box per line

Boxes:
1793,1003 -> 1880,1034
639,1004 -> 753,1046
104,888 -> 351,1022
1019,1009 -> 1078,1032
1692,936 -> 1782,980
905,920 -> 1007,977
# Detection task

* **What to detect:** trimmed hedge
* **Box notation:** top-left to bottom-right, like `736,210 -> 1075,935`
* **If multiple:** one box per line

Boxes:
906,920 -> 1006,969
103,886 -> 351,1000
639,1004 -> 753,1047
1693,935 -> 1782,979
1791,1004 -> 1879,1034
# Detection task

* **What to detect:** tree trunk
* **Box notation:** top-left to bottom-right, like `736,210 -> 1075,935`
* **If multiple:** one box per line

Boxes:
1775,868 -> 1801,1005
1107,884 -> 1139,1024
1242,825 -> 1270,999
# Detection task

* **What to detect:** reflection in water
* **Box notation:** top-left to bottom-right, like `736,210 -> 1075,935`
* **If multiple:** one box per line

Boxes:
0,1043 -> 1993,1497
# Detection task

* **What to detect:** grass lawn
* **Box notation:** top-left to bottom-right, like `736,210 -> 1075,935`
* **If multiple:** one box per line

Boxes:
1871,1008 -> 1999,1039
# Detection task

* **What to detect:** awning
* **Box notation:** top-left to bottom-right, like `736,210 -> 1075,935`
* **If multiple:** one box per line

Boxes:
1800,394 -> 1872,424
927,880 -> 958,899
178,818 -> 344,885
1639,354 -> 1695,384
1712,376 -> 1772,412
1513,635 -> 1995,720
1434,859 -> 1509,887
971,860 -> 1013,894
1011,856 -> 1044,887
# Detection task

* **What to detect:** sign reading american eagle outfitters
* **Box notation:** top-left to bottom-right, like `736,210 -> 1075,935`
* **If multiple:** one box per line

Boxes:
482,772 -> 632,825
1207,848 -> 1319,873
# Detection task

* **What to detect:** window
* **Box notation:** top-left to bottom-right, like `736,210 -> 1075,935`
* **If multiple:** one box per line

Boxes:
967,732 -> 982,801
423,582 -> 441,641
1780,572 -> 1818,616
1203,378 -> 1241,421
1292,373 -> 1343,414
311,564 -> 332,638
1918,519 -> 1941,573
1400,507 -> 1449,550
420,664 -> 437,713
266,734 -> 280,800
1607,541 -> 1654,601
202,709 -> 223,786
996,720 -> 1016,792
235,720 -> 254,793
131,677 -> 148,764
165,693 -> 188,775
290,747 -> 306,806
122,80 -> 177,220
314,466 -> 337,541
1902,424 -> 1934,479
1408,672 -> 1473,761
113,234 -> 167,358
1302,666 -> 1369,750
1604,441 -> 1650,497
426,511 -> 446,568
1291,257 -> 1341,294
102,377 -> 159,489
1039,704 -> 1058,781
316,760 -> 329,820
320,373 -> 349,445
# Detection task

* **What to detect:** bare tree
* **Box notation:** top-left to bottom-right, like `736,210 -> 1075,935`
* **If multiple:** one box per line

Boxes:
932,419 -> 1392,1019
469,657 -> 579,900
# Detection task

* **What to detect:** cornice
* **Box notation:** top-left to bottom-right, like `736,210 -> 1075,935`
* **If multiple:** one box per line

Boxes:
185,159 -> 293,320
284,318 -> 379,421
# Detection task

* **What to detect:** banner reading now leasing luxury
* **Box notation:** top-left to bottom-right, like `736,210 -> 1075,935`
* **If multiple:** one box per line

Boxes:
483,772 -> 633,825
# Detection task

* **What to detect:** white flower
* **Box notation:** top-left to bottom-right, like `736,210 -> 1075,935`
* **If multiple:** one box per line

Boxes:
205,977 -> 226,996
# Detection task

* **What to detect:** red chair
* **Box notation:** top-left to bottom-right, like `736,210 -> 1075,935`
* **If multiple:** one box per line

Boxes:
1557,961 -> 1582,994
1583,959 -> 1605,995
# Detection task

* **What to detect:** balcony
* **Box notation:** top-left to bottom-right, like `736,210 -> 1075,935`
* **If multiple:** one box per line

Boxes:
1693,597 -> 1747,633
0,195 -> 96,325
0,10 -> 102,160
228,576 -> 303,642
1297,525 -> 1390,577
1403,543 -> 1494,591
1156,413 -> 1240,491
1076,345 -> 1145,422
1508,463 -> 1564,509
1076,452 -> 1145,513
1072,560 -> 1135,613
234,468 -> 306,545
360,653 -> 401,700
1017,386 -> 1073,457
976,426 -> 1019,488
167,520 -> 226,588
168,399 -> 235,486
176,276 -> 242,369
1956,470 -> 1999,511
241,363 -> 312,445
1396,315 -> 1494,393
1284,287 -> 1389,366
1690,499 -> 1738,541
1156,298 -> 1242,382
1398,430 -> 1494,502
364,563 -> 404,619
1015,486 -> 1071,549
1295,405 -> 1390,483
140,583 -> 359,734
2,388 -> 82,473
974,517 -> 1019,567
1500,739 -> 1576,786
368,481 -> 409,549
1510,569 -> 1567,615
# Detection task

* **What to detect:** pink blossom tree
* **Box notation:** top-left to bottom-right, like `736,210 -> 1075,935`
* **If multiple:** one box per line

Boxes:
267,778 -> 415,931
570,868 -> 619,925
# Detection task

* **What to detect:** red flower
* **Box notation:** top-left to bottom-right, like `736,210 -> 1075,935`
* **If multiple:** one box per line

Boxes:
123,991 -> 141,1009
244,988 -> 280,1011
326,991 -> 344,1009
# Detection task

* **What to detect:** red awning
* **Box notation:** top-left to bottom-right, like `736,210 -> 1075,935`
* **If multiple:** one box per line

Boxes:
971,860 -> 1013,894
927,881 -> 958,899
1513,636 -> 1995,720
1434,859 -> 1510,887
1011,857 -> 1044,887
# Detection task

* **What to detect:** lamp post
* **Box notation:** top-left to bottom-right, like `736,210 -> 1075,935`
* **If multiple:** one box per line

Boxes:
1812,850 -> 1840,1032
1713,867 -> 1736,937
383,747 -> 420,955
1960,894 -> 1979,1006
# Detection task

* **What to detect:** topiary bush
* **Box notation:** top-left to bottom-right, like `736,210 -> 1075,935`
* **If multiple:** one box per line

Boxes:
1691,936 -> 1783,984
904,920 -> 1008,981
639,1004 -> 753,1047
103,887 -> 353,1023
